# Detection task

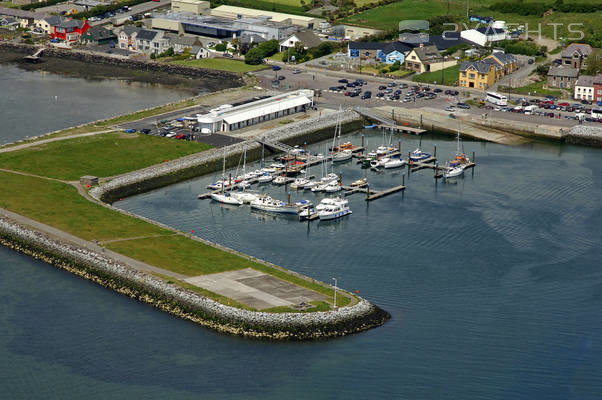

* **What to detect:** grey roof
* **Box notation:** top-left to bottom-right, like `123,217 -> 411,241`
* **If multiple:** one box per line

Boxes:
240,33 -> 266,44
120,25 -> 141,36
136,29 -> 158,41
348,41 -> 385,50
0,17 -> 17,24
575,74 -> 602,87
43,15 -> 63,26
166,34 -> 200,46
486,52 -> 516,66
83,26 -> 116,39
547,66 -> 579,78
475,26 -> 505,35
291,31 -> 322,48
0,7 -> 47,20
411,45 -> 441,61
561,43 -> 593,58
381,41 -> 412,54
57,19 -> 85,29
460,60 -> 495,74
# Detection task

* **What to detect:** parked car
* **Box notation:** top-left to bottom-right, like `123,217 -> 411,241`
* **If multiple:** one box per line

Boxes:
361,91 -> 372,99
445,106 -> 456,112
456,102 -> 470,109
278,75 -> 285,80
292,68 -> 301,74
378,85 -> 387,90
376,92 -> 384,98
349,91 -> 359,97
272,65 -> 281,71
391,94 -> 400,100
345,91 -> 351,96
139,128 -> 151,134
388,82 -> 397,87
399,83 -> 408,89
434,88 -> 443,93
124,128 -> 136,133
175,134 -> 187,140
223,52 -> 233,58
338,79 -> 348,83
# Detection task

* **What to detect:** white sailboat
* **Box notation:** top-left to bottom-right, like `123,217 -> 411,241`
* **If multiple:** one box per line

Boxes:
211,149 -> 243,205
331,106 -> 353,163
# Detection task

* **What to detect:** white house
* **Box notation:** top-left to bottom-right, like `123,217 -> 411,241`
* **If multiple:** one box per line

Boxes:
135,29 -> 171,55
279,31 -> 322,52
460,26 -> 506,47
574,74 -> 599,101
118,26 -> 141,51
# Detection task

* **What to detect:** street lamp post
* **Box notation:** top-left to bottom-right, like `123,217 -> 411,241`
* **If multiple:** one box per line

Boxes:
332,277 -> 338,309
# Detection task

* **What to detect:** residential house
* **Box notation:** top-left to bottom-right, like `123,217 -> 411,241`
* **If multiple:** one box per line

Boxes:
135,29 -> 171,55
240,32 -> 266,45
458,60 -> 497,89
460,26 -> 506,47
483,52 -> 518,76
399,31 -> 472,52
51,19 -> 90,43
0,17 -> 20,30
547,66 -> 579,89
279,31 -> 322,52
378,42 -> 412,64
573,74 -> 599,101
0,7 -> 47,28
118,26 -> 141,50
594,79 -> 602,103
348,41 -> 384,59
80,26 -> 116,45
166,34 -> 201,53
37,15 -> 62,34
405,44 -> 456,74
329,24 -> 382,40
561,43 -> 593,70
190,45 -> 210,59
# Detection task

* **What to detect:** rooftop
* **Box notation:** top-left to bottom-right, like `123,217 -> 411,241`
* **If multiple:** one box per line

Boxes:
547,66 -> 580,78
561,43 -> 593,58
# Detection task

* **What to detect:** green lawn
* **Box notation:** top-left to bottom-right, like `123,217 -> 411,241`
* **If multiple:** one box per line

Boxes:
0,171 -> 170,241
498,80 -> 565,98
106,236 -> 265,277
216,0 -> 307,15
341,0 -> 462,30
413,64 -> 459,85
172,58 -> 268,73
0,132 -> 212,181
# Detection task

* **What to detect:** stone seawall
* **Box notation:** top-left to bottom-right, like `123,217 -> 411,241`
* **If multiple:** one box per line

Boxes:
0,215 -> 390,340
566,125 -> 602,147
90,109 -> 364,203
0,42 -> 245,82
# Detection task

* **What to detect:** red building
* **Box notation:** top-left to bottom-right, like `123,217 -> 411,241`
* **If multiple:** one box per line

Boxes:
594,78 -> 602,104
50,19 -> 89,43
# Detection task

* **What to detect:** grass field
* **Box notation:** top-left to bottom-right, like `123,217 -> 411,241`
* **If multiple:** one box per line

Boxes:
499,81 -> 565,98
0,169 -> 351,309
218,0 -> 307,16
0,132 -> 212,181
341,0 -> 462,30
172,58 -> 267,73
413,64 -> 460,85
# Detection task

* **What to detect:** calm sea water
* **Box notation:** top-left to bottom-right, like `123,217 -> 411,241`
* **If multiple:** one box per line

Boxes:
1,70 -> 601,398
0,63 -> 192,145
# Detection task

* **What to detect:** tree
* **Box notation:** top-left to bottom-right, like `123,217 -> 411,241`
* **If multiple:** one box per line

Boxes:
294,41 -> 307,55
585,48 -> 602,75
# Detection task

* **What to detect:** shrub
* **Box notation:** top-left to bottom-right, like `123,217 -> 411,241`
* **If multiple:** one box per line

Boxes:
244,39 -> 279,64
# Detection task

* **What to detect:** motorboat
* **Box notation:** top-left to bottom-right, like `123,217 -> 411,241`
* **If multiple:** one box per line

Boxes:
332,149 -> 353,162
211,192 -> 243,205
290,177 -> 309,190
304,180 -> 318,190
324,183 -> 342,192
351,178 -> 368,187
250,196 -> 299,214
257,173 -> 273,183
295,199 -> 313,208
318,202 -> 352,221
384,157 -> 406,169
316,197 -> 348,211
237,180 -> 251,189
321,173 -> 338,183
443,165 -> 464,178
409,148 -> 431,162
273,175 -> 288,185
298,207 -> 315,221
269,162 -> 286,169
370,157 -> 390,168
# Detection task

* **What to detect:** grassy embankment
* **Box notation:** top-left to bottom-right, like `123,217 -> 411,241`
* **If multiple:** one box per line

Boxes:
499,81 -> 565,98
171,58 -> 267,73
0,134 -> 351,311
413,64 -> 460,85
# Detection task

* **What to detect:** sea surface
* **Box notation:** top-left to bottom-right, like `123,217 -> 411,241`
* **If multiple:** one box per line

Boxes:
1,69 -> 602,398
0,63 -> 192,145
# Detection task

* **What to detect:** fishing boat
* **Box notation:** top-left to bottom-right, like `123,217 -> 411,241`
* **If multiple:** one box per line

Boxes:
384,157 -> 406,169
318,202 -> 352,221
250,195 -> 299,214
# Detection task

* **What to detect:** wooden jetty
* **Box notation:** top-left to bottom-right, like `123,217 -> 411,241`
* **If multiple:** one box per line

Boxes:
24,47 -> 44,63
365,185 -> 406,201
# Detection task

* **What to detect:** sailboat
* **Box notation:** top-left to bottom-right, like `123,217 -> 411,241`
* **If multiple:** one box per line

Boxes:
231,147 -> 259,204
443,131 -> 468,179
211,149 -> 243,205
331,107 -> 353,163
409,136 -> 431,162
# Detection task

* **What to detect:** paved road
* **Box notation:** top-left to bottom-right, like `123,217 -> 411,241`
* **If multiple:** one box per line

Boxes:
90,0 -> 171,27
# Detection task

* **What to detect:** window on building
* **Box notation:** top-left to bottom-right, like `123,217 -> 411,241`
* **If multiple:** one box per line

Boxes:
469,73 -> 475,79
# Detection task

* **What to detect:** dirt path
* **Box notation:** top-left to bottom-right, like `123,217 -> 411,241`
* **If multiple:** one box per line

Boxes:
0,129 -> 114,154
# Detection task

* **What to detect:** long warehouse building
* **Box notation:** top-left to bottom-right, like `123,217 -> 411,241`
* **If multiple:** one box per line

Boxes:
197,90 -> 314,134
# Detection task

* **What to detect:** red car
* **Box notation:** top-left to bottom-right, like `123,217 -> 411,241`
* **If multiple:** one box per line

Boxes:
175,134 -> 187,140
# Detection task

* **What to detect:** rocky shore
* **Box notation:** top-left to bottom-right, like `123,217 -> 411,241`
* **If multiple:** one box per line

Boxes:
0,215 -> 390,340
566,125 -> 602,146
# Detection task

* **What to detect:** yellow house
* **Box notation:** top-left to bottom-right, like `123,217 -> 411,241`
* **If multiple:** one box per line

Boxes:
405,44 -> 456,74
483,52 -> 518,76
458,61 -> 497,90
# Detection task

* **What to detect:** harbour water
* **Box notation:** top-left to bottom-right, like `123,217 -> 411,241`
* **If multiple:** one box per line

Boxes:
1,70 -> 601,398
0,63 -> 195,145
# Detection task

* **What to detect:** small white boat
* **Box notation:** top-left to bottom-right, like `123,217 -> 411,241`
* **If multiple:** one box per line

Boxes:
443,165 -> 464,178
324,183 -> 342,192
304,180 -> 318,190
237,180 -> 251,189
318,203 -> 352,221
211,192 -> 243,205
351,178 -> 368,187
295,199 -> 313,208
321,173 -> 338,183
250,196 -> 298,214
316,197 -> 348,211
332,149 -> 353,162
257,173 -> 273,183
231,191 -> 259,204
290,177 -> 309,190
299,207 -> 315,220
384,158 -> 406,169
311,183 -> 328,192
269,162 -> 286,169
273,175 -> 288,185
370,157 -> 389,168
409,148 -> 431,162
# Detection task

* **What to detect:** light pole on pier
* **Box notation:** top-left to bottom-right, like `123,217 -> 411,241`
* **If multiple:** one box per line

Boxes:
332,277 -> 338,309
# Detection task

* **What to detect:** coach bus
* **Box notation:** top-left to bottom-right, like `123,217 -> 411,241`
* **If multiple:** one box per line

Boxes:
486,91 -> 508,106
